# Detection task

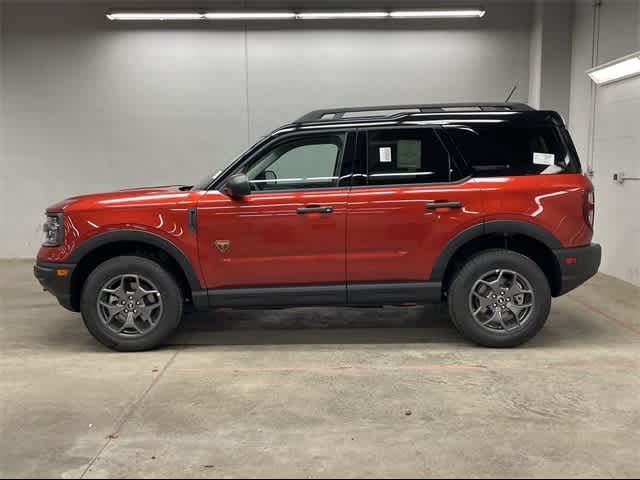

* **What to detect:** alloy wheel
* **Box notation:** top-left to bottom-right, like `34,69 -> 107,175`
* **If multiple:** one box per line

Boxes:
468,268 -> 535,333
96,274 -> 163,337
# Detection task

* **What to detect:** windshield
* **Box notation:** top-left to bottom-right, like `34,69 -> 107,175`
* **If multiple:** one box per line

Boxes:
191,137 -> 270,190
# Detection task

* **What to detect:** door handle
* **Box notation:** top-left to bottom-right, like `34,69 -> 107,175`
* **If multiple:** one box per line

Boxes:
297,205 -> 333,214
425,201 -> 462,210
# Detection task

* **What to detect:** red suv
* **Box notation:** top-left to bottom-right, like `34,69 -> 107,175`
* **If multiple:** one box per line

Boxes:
35,103 -> 601,351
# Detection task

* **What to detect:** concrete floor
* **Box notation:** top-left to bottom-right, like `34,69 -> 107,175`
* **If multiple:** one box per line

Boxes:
1,259 -> 639,478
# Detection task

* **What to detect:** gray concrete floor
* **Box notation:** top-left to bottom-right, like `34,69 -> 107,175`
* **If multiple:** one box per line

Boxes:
1,259 -> 639,479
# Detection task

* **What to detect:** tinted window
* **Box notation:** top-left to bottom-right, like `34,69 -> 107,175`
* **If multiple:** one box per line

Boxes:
242,134 -> 344,190
366,128 -> 454,185
446,125 -> 578,176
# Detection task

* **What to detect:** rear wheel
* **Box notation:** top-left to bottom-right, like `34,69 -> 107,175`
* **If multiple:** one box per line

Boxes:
448,249 -> 551,347
80,256 -> 183,351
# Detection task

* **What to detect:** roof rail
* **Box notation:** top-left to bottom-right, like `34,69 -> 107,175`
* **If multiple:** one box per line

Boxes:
295,102 -> 534,123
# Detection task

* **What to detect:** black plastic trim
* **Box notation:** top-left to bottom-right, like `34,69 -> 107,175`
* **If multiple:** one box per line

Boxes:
207,281 -> 444,308
34,261 -> 76,311
65,229 -> 203,291
348,282 -> 442,304
552,243 -> 601,296
191,290 -> 209,310
209,284 -> 347,307
429,223 -> 485,281
429,220 -> 564,281
187,208 -> 197,232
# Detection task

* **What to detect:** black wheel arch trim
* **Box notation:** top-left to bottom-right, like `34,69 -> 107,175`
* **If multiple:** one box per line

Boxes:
429,220 -> 563,282
66,229 -> 203,292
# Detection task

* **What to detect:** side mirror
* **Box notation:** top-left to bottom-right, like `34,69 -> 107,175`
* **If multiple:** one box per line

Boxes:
225,174 -> 251,198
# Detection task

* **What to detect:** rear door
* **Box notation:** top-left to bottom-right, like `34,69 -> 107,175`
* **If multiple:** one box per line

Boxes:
346,127 -> 485,303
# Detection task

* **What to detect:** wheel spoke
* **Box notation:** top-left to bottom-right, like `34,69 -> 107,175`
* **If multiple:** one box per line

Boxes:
496,309 -> 514,331
98,301 -> 124,321
118,311 -> 141,334
472,291 -> 493,309
480,309 -> 499,326
507,302 -> 533,320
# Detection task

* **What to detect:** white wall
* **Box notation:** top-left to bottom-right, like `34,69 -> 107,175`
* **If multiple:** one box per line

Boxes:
0,0 -> 6,250
528,0 -> 573,121
569,0 -> 640,286
1,0 -> 534,258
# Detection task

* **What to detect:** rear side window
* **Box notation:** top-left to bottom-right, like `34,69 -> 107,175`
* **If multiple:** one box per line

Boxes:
446,125 -> 579,177
366,128 -> 461,185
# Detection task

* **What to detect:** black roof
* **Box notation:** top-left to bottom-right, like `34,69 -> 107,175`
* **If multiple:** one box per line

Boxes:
270,103 -> 564,134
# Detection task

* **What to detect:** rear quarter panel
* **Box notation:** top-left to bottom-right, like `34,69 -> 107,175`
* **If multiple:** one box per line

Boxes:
477,173 -> 593,247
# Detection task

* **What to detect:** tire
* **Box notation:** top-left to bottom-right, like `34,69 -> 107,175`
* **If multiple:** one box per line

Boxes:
448,249 -> 551,348
80,255 -> 183,351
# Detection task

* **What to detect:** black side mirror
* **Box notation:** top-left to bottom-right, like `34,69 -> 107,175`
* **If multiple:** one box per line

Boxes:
225,174 -> 251,198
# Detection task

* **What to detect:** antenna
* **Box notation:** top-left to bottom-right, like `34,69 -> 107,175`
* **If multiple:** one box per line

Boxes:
505,84 -> 518,103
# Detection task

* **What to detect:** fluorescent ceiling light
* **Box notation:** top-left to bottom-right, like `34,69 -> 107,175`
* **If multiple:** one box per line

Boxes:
204,12 -> 296,20
390,9 -> 486,18
107,12 -> 203,21
106,9 -> 487,22
587,53 -> 640,85
297,12 -> 389,19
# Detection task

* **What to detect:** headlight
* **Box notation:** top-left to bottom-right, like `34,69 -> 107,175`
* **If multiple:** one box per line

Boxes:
43,213 -> 63,247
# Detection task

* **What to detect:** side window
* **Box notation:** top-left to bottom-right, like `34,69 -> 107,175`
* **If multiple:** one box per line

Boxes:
446,125 -> 578,177
242,134 -> 344,190
366,128 -> 454,186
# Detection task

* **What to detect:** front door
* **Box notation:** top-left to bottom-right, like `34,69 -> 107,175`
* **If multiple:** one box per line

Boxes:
196,131 -> 354,305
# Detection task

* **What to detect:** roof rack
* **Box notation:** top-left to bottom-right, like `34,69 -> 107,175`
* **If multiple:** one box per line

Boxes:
295,102 -> 534,123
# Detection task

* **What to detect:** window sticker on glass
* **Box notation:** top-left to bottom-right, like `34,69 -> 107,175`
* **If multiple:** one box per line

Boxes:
533,152 -> 555,166
379,146 -> 392,163
397,140 -> 422,170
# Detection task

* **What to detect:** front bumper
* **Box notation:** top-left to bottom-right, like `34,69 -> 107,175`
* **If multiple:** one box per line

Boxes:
34,261 -> 77,311
552,243 -> 601,296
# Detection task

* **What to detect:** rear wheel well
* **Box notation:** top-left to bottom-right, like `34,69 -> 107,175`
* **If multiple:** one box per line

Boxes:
70,241 -> 192,311
441,234 -> 561,297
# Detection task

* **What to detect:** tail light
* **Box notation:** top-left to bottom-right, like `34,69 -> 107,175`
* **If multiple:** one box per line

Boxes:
584,185 -> 595,229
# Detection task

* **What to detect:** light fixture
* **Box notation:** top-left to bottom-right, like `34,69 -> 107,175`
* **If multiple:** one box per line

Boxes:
204,12 -> 296,20
107,12 -> 203,21
296,12 -> 389,19
106,8 -> 487,22
389,9 -> 486,18
587,52 -> 640,85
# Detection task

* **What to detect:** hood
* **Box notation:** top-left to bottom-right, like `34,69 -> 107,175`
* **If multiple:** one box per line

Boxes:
47,185 -> 194,212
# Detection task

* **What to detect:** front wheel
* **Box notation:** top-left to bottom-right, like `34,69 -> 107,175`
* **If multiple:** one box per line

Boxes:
448,249 -> 551,347
80,256 -> 183,351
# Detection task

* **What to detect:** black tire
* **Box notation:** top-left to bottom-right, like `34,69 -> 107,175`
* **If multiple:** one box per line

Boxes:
448,249 -> 551,348
80,255 -> 183,351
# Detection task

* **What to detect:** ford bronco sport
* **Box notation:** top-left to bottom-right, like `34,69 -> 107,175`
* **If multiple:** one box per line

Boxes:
35,103 -> 601,351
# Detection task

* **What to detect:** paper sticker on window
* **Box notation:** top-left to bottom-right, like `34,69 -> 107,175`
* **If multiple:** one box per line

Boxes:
397,140 -> 422,170
379,147 -> 392,163
533,152 -> 555,166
